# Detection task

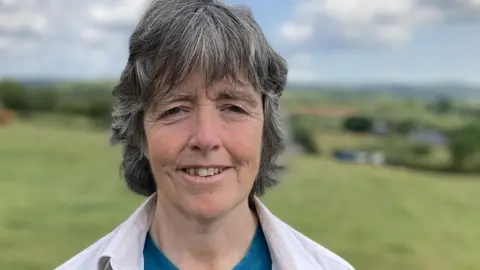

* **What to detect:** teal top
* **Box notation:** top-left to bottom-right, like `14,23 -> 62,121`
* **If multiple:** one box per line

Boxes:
143,225 -> 272,270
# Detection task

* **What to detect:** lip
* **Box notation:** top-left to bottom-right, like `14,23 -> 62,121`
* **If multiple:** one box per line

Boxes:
178,165 -> 231,170
178,168 -> 230,185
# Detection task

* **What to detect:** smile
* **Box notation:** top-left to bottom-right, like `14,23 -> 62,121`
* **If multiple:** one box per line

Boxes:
182,167 -> 224,177
178,166 -> 231,184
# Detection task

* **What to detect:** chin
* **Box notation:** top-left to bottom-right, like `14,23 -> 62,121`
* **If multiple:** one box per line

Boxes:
184,192 -> 244,220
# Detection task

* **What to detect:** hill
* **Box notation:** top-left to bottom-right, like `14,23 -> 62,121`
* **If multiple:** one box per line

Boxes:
286,82 -> 480,100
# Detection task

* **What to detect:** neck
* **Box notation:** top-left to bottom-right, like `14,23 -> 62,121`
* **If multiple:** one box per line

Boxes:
149,196 -> 258,270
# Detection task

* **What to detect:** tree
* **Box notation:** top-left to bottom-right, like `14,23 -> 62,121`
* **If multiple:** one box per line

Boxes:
342,116 -> 373,133
431,96 -> 453,114
29,88 -> 58,112
394,119 -> 418,135
0,80 -> 30,113
289,114 -> 320,154
447,124 -> 480,172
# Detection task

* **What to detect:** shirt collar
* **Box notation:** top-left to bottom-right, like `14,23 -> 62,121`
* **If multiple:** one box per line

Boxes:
98,194 -> 296,270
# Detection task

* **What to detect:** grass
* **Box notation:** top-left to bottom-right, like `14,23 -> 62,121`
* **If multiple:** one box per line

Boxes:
315,131 -> 383,154
265,157 -> 480,270
1,122 -> 479,270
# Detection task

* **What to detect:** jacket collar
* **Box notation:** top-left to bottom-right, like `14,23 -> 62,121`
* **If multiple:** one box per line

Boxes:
98,194 -> 297,270
99,195 -> 155,270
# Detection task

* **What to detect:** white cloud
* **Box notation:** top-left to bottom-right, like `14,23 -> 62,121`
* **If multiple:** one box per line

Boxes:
0,0 -> 150,78
281,0 -> 480,49
89,0 -> 146,26
281,22 -> 314,43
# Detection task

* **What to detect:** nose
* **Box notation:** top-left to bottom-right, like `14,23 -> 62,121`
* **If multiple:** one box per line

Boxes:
188,107 -> 221,154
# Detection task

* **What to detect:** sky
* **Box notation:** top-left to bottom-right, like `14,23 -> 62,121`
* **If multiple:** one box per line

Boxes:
0,0 -> 479,84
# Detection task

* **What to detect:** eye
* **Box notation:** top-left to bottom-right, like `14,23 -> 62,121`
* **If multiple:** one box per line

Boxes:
159,107 -> 186,119
224,105 -> 247,114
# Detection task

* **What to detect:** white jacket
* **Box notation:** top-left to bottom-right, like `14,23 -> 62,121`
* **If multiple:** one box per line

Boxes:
56,194 -> 355,270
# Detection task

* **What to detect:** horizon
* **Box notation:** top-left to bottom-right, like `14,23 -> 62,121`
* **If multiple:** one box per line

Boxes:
5,76 -> 480,88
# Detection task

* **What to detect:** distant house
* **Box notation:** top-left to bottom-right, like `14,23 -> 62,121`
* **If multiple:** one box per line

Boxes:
371,120 -> 389,135
333,150 -> 385,166
407,129 -> 447,146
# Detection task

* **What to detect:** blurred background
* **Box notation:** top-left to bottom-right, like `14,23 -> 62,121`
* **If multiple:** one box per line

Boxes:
1,0 -> 479,269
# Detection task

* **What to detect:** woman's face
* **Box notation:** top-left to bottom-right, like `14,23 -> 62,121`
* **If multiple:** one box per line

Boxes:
143,72 -> 264,220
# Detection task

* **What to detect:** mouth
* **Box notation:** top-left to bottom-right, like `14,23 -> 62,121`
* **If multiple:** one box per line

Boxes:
180,167 -> 226,177
178,166 -> 231,184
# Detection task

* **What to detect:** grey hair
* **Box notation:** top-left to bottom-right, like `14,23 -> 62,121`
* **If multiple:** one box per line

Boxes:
110,0 -> 288,200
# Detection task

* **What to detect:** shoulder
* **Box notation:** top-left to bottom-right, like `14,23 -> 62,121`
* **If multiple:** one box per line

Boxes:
284,222 -> 355,270
54,230 -> 116,270
255,199 -> 355,270
54,195 -> 155,270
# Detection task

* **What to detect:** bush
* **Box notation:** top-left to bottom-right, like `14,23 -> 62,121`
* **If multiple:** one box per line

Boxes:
0,81 -> 58,115
292,125 -> 319,154
379,138 -> 439,170
87,98 -> 113,129
446,124 -> 480,172
393,119 -> 418,135
410,143 -> 432,157
0,80 -> 31,113
430,96 -> 453,114
289,114 -> 320,154
0,80 -> 115,129
28,88 -> 58,113
55,98 -> 91,116
342,116 -> 373,133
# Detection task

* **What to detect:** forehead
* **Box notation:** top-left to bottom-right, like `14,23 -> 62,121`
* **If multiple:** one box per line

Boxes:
160,72 -> 260,100
183,72 -> 253,93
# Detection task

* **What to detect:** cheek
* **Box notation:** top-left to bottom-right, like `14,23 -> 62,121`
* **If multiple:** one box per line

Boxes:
225,120 -> 263,165
144,125 -> 183,166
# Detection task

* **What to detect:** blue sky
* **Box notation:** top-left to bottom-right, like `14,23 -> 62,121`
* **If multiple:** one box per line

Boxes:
0,0 -> 479,84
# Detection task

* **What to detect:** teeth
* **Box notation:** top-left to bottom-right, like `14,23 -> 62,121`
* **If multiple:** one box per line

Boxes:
198,168 -> 208,177
184,168 -> 224,177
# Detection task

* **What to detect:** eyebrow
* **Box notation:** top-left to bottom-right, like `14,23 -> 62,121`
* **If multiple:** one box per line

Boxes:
217,87 -> 259,108
157,91 -> 194,104
155,81 -> 259,108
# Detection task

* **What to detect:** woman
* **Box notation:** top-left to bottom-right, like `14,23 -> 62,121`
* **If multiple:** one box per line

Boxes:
57,0 -> 354,269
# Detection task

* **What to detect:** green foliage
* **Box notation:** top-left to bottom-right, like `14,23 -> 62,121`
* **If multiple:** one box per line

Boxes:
0,80 -> 30,113
342,116 -> 373,133
0,79 -> 114,129
28,88 -> 58,113
391,119 -> 418,135
55,98 -> 91,116
446,124 -> 480,172
87,98 -> 113,129
410,143 -> 432,157
429,96 -> 453,114
378,137 -> 437,169
381,138 -> 416,165
289,114 -> 320,154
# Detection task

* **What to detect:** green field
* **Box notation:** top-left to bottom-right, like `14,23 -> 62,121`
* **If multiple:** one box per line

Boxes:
1,123 -> 480,270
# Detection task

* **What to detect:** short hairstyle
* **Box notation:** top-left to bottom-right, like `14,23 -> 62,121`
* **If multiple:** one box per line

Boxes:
110,0 -> 288,200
